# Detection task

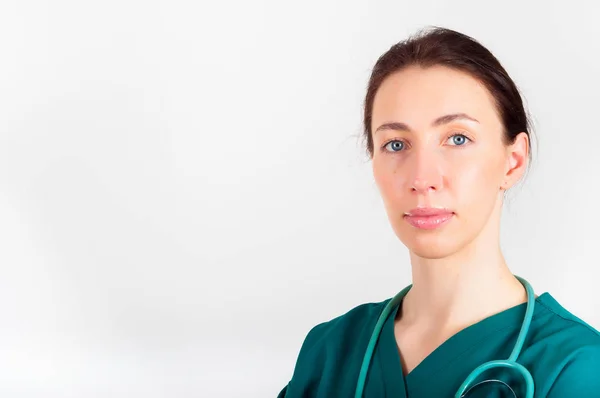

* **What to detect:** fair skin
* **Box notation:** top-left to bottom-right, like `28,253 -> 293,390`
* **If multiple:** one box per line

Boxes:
370,65 -> 530,375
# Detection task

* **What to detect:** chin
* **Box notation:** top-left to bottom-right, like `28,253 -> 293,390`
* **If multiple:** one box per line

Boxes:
394,227 -> 465,260
407,242 -> 459,259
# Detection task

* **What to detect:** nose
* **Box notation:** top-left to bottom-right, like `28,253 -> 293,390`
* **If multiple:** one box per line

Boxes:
408,148 -> 444,194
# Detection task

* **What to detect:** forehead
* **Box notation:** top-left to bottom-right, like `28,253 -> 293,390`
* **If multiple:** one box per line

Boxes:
371,65 -> 502,131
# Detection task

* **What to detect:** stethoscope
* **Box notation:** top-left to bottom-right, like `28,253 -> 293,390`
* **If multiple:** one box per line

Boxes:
354,276 -> 535,398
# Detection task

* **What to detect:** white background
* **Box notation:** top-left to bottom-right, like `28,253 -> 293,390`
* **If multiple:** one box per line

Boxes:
1,1 -> 599,397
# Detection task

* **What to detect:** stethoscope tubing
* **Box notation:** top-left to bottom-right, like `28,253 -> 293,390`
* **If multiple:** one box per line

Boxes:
355,276 -> 535,398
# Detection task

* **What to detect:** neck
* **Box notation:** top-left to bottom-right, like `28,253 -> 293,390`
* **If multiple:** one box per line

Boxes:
399,213 -> 527,332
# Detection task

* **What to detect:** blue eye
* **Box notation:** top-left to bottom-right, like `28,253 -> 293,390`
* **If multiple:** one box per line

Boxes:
449,134 -> 470,146
383,134 -> 470,153
383,140 -> 405,152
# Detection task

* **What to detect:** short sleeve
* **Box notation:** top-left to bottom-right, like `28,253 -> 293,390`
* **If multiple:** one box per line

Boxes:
546,345 -> 600,397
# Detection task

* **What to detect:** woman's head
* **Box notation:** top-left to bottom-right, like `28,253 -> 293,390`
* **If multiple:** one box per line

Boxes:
365,27 -> 532,259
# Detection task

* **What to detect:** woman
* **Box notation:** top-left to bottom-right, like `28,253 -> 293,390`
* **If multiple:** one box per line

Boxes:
278,27 -> 600,397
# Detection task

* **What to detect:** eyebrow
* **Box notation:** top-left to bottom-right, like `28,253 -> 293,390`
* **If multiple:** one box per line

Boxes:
374,113 -> 480,134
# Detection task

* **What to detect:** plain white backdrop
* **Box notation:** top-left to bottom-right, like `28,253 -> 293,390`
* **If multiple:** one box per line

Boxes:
1,0 -> 599,397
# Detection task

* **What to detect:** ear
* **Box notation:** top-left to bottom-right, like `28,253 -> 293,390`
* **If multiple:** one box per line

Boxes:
501,132 -> 529,190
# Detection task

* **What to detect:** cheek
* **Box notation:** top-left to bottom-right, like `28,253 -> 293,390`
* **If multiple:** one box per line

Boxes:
373,161 -> 406,206
454,154 -> 504,207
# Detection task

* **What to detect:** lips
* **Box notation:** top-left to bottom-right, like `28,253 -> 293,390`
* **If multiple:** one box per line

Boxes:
403,208 -> 454,230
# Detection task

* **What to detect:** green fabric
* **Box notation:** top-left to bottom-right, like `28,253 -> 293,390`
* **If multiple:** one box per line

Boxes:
278,292 -> 600,397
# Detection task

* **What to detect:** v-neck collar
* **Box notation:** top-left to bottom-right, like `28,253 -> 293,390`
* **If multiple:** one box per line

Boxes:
375,292 -> 552,397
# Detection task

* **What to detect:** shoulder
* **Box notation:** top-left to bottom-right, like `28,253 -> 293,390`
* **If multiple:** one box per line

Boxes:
535,293 -> 600,345
280,298 -> 391,398
532,294 -> 600,396
297,298 -> 390,359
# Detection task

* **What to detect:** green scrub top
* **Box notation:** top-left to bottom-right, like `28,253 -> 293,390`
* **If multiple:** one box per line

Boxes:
278,292 -> 600,397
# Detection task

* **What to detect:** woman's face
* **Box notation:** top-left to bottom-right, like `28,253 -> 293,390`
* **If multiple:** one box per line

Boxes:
371,65 -> 526,259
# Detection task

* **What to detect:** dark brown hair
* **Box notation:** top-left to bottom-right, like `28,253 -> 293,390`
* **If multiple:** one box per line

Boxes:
363,26 -> 534,166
